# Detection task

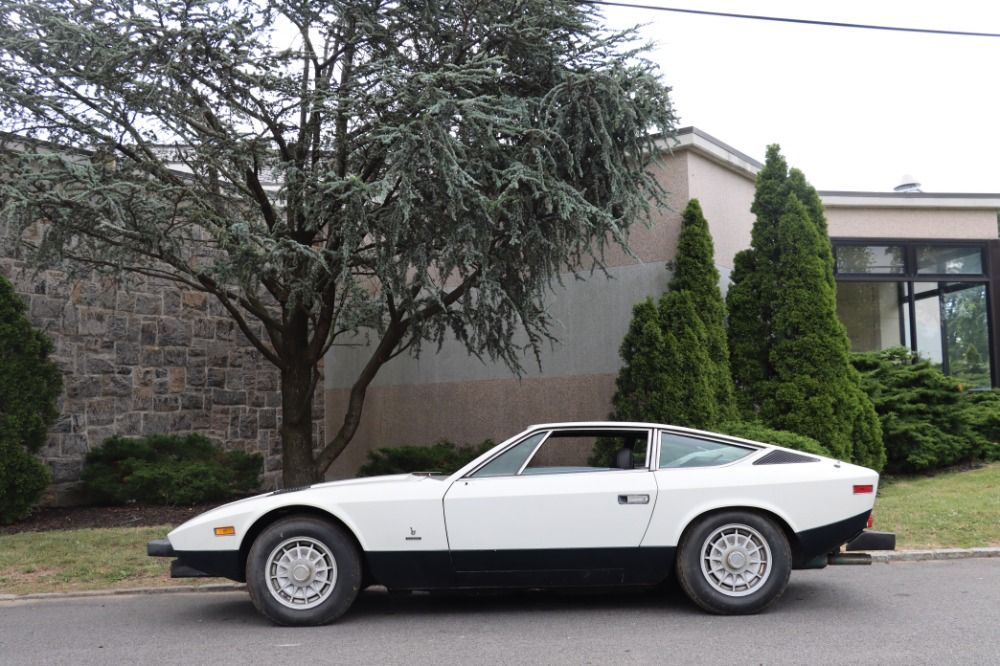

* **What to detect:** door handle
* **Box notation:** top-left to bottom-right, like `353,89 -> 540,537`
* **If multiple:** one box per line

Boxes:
618,494 -> 650,505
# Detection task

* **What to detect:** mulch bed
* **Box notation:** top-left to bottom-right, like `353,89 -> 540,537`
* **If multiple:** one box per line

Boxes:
0,503 -> 221,536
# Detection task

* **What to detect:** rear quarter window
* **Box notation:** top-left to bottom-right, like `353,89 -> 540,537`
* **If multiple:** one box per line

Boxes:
659,432 -> 754,469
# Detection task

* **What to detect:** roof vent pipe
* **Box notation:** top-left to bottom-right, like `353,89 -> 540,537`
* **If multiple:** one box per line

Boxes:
894,175 -> 922,193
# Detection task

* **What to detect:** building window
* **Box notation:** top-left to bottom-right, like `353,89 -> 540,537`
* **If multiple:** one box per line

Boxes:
834,240 -> 995,389
835,245 -> 906,274
915,245 -> 984,275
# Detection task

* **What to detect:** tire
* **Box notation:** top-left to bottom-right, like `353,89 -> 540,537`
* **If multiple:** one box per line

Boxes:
246,516 -> 362,626
676,511 -> 791,615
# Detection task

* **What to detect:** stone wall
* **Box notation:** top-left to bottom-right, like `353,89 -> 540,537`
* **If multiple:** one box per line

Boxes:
0,231 -> 323,505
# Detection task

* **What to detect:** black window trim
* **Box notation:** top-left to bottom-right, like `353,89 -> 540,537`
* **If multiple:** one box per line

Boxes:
832,237 -> 1000,388
465,426 -> 654,478
833,238 -> 989,281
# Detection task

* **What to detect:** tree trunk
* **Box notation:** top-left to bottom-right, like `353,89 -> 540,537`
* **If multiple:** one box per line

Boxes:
279,358 -> 320,487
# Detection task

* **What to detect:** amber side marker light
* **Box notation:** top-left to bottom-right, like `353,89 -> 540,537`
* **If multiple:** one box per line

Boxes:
853,485 -> 874,494
214,526 -> 236,536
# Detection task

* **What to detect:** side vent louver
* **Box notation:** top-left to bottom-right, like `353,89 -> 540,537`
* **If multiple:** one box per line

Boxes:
753,450 -> 820,465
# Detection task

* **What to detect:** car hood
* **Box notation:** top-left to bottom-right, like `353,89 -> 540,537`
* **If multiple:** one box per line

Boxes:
166,472 -> 450,552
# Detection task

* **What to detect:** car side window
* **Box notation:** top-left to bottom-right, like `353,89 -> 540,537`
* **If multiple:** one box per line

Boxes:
522,430 -> 649,475
471,429 -> 651,477
471,433 -> 546,477
658,432 -> 754,468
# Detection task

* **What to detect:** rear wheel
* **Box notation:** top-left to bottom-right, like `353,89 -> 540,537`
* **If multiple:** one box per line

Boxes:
246,516 -> 361,626
676,511 -> 791,615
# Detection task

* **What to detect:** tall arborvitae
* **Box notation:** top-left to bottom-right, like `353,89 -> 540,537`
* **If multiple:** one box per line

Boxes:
655,290 -> 718,428
668,199 -> 738,423
610,198 -> 735,430
726,146 -> 885,469
610,298 -> 671,423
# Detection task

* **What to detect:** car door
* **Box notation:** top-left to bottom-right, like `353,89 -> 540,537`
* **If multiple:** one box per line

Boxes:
443,427 -> 658,586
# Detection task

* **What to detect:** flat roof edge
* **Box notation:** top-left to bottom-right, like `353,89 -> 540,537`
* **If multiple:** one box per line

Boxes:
821,191 -> 1000,209
660,127 -> 762,179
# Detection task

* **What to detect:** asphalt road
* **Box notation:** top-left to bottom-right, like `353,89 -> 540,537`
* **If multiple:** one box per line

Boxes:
1,558 -> 998,666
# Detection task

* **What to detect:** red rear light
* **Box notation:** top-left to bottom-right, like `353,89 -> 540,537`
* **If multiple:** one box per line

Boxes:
853,484 -> 874,494
867,513 -> 874,528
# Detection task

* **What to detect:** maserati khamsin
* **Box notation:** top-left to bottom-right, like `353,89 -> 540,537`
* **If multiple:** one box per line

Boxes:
148,422 -> 895,625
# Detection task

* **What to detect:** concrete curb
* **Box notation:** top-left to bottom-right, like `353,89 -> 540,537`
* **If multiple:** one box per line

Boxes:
2,549 -> 999,601
0,582 -> 245,602
873,547 -> 1000,563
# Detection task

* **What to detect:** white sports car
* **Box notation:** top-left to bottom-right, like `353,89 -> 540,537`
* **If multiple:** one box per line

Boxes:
148,422 -> 895,625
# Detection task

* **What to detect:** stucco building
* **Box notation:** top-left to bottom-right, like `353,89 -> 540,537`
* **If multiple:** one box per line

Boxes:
4,127 -> 998,497
324,127 -> 1000,479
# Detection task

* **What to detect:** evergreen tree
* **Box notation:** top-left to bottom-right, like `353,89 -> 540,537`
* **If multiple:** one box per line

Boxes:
727,146 -> 885,469
669,199 -> 738,423
609,199 -> 734,430
0,275 -> 63,523
655,290 -> 718,428
0,0 -> 676,486
610,298 -> 672,423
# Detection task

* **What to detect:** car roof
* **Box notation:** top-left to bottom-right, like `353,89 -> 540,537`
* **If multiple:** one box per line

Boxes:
524,422 -> 775,449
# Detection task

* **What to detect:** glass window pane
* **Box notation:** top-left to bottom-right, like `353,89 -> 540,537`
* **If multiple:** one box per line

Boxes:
522,430 -> 649,475
913,282 -> 944,364
916,246 -> 984,275
835,245 -> 905,274
943,283 -> 992,388
836,281 -> 910,351
659,433 -> 753,468
472,432 -> 545,477
913,282 -> 993,389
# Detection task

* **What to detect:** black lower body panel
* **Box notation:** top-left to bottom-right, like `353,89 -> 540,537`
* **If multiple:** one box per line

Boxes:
171,550 -> 243,581
365,547 -> 675,591
147,538 -> 244,581
846,530 -> 896,552
793,511 -> 895,566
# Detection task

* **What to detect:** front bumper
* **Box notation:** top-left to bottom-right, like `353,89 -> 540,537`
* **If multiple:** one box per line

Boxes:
147,538 -> 174,557
147,539 -> 244,581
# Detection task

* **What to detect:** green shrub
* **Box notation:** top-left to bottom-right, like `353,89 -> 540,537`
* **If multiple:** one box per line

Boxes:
959,389 -> 1000,461
81,434 -> 263,505
0,438 -> 52,524
850,348 -> 992,473
717,422 -> 831,457
357,440 -> 496,477
0,275 -> 63,524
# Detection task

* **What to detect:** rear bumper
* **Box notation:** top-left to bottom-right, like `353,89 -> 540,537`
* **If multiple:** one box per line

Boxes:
826,531 -> 896,566
845,530 -> 896,552
795,527 -> 897,568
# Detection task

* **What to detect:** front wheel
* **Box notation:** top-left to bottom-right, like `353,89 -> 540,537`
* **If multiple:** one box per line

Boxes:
246,516 -> 362,626
676,511 -> 791,615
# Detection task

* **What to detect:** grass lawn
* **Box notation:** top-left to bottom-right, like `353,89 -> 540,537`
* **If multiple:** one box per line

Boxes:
0,526 -> 227,597
1,463 -> 997,597
875,462 -> 1000,550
